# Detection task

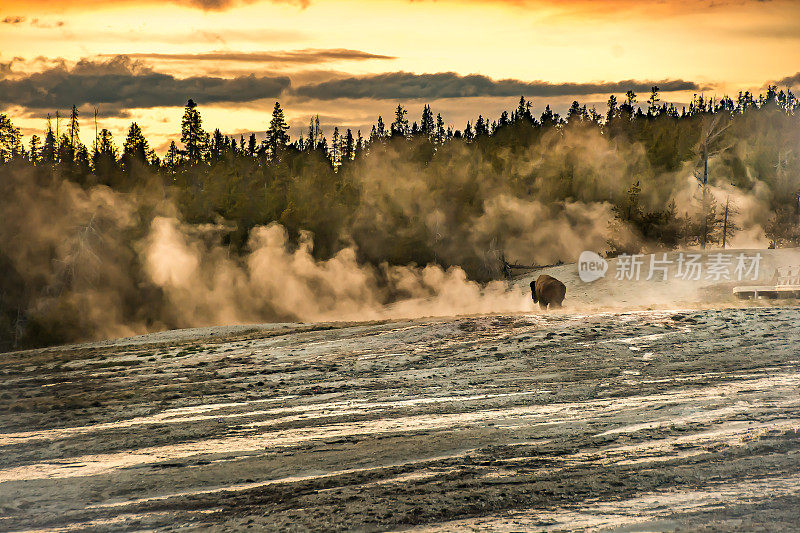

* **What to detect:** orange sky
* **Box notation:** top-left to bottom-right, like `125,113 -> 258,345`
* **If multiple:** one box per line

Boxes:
2,0 -> 799,152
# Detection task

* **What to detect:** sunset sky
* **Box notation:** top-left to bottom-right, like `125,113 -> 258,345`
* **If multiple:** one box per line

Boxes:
2,0 -> 799,153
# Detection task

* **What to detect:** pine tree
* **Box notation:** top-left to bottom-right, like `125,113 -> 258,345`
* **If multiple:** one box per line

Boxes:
68,105 -> 80,151
267,101 -> 290,156
57,133 -> 74,165
42,116 -> 57,164
540,105 -> 559,127
180,99 -> 208,163
331,126 -> 341,168
463,121 -> 474,141
355,130 -> 364,158
647,86 -> 661,117
516,96 -> 527,122
306,115 -> 323,150
499,110 -> 510,127
421,104 -> 435,136
29,134 -> 41,165
375,116 -> 386,139
165,140 -> 180,168
567,101 -> 583,123
74,144 -> 91,175
606,95 -> 618,123
0,114 -> 22,163
123,122 -> 153,167
475,115 -> 488,136
436,113 -> 446,144
621,91 -> 637,115
95,129 -> 116,155
343,129 -> 355,162
390,105 -> 409,138
92,128 -> 118,176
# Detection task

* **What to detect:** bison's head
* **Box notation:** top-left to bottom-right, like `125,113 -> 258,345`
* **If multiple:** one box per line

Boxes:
530,280 -> 538,303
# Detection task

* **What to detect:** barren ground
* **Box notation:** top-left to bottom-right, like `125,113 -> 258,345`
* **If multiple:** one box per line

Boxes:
1,303 -> 799,532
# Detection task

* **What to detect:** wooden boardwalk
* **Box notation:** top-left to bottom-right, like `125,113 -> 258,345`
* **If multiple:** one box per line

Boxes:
734,266 -> 800,299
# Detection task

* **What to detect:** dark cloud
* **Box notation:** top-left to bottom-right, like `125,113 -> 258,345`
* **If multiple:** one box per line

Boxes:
0,55 -> 290,115
1,15 -> 64,27
774,72 -> 800,87
293,72 -> 706,101
0,57 -> 24,76
119,49 -> 395,64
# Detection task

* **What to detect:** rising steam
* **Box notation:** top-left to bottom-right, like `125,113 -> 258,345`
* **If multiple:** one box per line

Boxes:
0,121 -> 787,349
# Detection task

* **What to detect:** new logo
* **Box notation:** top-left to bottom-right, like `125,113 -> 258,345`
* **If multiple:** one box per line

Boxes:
578,251 -> 608,282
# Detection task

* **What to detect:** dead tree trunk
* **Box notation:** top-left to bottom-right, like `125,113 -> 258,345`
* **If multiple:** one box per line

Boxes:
722,196 -> 730,249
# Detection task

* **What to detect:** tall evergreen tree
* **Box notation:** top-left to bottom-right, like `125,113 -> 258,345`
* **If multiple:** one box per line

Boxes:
390,105 -> 409,138
180,99 -> 208,163
499,110 -> 510,127
567,101 -> 583,123
463,121 -> 474,141
94,129 -> 116,155
209,128 -> 225,161
540,105 -> 559,127
376,116 -> 386,139
68,105 -> 80,151
516,96 -> 527,122
647,86 -> 661,116
306,115 -> 323,150
420,104 -> 435,136
92,128 -> 118,176
41,117 -> 57,164
267,101 -> 290,156
28,134 -> 41,165
122,122 -> 153,167
436,113 -> 446,144
343,129 -> 355,162
355,130 -> 364,158
606,95 -> 618,123
0,114 -> 21,163
57,133 -> 74,165
164,140 -> 180,169
475,115 -> 488,136
331,126 -> 341,167
620,90 -> 637,115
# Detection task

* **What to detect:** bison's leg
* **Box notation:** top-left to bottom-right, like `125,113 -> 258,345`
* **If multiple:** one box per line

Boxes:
539,301 -> 548,310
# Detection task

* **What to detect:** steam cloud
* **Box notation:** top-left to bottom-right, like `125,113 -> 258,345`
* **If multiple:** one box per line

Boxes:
0,122 -> 779,349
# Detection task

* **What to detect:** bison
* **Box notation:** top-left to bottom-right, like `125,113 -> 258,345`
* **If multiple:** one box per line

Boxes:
530,274 -> 566,310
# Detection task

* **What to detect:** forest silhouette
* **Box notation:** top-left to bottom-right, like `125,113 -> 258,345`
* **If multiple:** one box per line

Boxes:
0,85 -> 798,350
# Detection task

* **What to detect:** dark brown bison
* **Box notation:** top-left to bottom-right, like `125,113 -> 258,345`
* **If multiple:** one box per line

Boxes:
530,274 -> 566,310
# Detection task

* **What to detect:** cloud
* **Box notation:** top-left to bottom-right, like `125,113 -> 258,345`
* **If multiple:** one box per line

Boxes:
118,49 -> 395,64
1,16 -> 65,27
293,72 -> 706,101
0,55 -> 290,114
774,72 -> 800,87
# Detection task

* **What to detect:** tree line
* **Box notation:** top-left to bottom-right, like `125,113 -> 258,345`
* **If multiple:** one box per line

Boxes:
0,84 -> 799,348
3,86 -> 798,250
